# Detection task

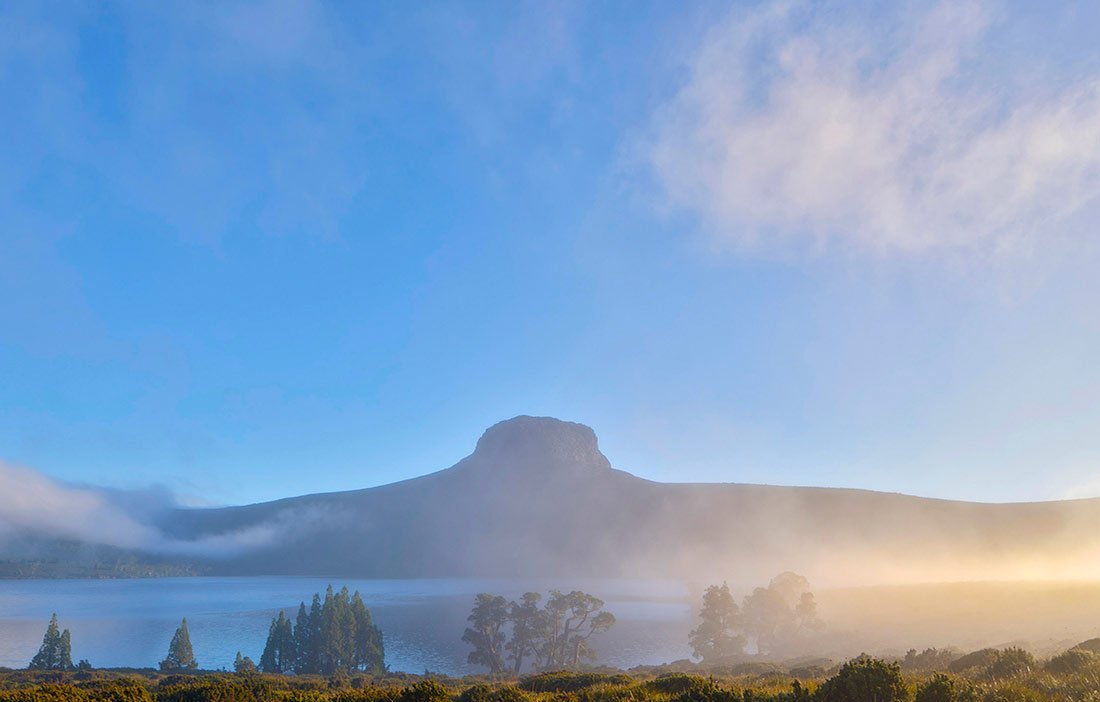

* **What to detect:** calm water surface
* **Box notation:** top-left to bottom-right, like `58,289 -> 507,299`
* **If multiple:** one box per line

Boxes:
0,578 -> 695,675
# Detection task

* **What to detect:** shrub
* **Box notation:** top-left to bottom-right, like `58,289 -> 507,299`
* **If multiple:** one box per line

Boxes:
519,673 -> 631,693
949,650 -> 1001,674
459,685 -> 494,702
646,674 -> 708,696
983,649 -> 1035,680
789,666 -> 826,680
398,680 -> 451,702
1045,648 -> 1097,675
156,677 -> 274,702
331,688 -> 404,702
916,674 -> 959,702
675,679 -> 737,702
83,678 -> 153,702
1072,638 -> 1100,654
979,683 -> 1043,702
0,683 -> 90,701
458,685 -> 529,702
725,663 -> 782,677
814,657 -> 907,702
903,649 -> 964,673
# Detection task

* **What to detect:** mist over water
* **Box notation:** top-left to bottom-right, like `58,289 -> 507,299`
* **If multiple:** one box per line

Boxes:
0,578 -> 695,674
3,576 -> 1099,675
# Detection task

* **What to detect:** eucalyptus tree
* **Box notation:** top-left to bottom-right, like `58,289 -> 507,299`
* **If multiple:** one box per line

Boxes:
462,593 -> 510,674
689,582 -> 745,662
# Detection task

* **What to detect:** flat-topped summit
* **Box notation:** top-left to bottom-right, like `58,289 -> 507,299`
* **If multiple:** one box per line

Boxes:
468,415 -> 612,474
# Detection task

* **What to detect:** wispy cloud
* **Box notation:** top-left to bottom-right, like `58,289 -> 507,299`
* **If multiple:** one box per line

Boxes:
647,0 -> 1100,256
0,459 -> 294,557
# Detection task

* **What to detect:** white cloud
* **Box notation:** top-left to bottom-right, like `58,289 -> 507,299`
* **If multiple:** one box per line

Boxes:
0,461 -> 160,549
647,0 -> 1100,255
0,460 -> 296,557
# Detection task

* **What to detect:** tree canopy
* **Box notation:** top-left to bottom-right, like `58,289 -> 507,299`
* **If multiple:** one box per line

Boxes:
259,585 -> 385,675
689,583 -> 745,663
160,618 -> 197,671
690,573 -> 822,658
462,594 -> 510,675
462,589 -> 615,673
28,613 -> 73,671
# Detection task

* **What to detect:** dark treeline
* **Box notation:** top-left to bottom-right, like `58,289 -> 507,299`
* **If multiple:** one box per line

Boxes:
462,590 -> 616,675
258,584 -> 385,675
690,573 -> 821,662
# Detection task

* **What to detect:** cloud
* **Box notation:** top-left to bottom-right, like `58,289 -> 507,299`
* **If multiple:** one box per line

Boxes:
0,461 -> 161,549
0,459 -> 296,557
647,0 -> 1100,256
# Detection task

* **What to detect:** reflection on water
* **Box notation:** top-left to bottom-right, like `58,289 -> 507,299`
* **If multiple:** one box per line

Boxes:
0,578 -> 695,675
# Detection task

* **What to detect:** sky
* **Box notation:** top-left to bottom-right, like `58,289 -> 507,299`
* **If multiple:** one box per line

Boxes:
2,0 -> 1100,506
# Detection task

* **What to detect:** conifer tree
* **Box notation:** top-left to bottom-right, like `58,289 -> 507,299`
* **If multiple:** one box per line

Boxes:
260,610 -> 297,673
351,591 -> 385,673
59,629 -> 73,670
294,602 -> 312,672
286,585 -> 385,674
234,650 -> 258,674
29,613 -> 73,670
296,593 -> 323,674
159,618 -> 198,671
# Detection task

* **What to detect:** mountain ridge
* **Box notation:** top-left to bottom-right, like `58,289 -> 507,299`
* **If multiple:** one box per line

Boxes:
155,416 -> 1100,585
7,416 -> 1100,584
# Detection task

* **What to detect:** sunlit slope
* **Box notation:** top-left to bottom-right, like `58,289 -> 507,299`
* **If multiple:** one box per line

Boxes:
163,416 -> 1100,583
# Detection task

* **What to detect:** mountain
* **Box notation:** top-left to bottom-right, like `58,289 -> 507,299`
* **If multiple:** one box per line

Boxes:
155,415 -> 1100,584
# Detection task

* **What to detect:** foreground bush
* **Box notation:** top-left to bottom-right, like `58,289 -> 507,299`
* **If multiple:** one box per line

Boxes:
519,672 -> 631,693
458,684 -> 530,702
983,649 -> 1035,681
814,658 -> 907,702
1044,648 -> 1097,675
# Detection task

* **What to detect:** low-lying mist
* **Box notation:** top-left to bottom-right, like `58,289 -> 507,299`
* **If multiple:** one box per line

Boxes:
3,417 -> 1099,662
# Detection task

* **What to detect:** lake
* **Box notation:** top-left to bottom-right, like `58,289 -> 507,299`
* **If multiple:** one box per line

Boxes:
0,578 -> 696,675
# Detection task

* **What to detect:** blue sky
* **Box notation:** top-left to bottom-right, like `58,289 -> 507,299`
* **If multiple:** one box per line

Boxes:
2,0 -> 1100,505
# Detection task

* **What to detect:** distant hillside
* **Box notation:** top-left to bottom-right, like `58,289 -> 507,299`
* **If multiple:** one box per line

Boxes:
145,415 -> 1100,584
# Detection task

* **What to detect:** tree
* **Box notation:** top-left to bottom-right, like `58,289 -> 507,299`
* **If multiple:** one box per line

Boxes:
794,592 -> 821,631
689,583 -> 745,663
287,585 -> 385,675
768,572 -> 811,607
294,601 -> 314,672
462,594 -> 510,674
540,590 -> 616,668
506,592 -> 544,674
260,610 -> 297,673
815,657 -> 907,702
234,651 -> 258,674
160,618 -> 198,671
351,591 -> 385,674
741,586 -> 794,655
29,613 -> 73,670
59,629 -> 73,670
317,585 -> 354,675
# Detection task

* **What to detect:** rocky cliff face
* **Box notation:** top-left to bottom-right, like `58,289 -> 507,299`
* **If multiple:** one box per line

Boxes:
465,416 -> 612,474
